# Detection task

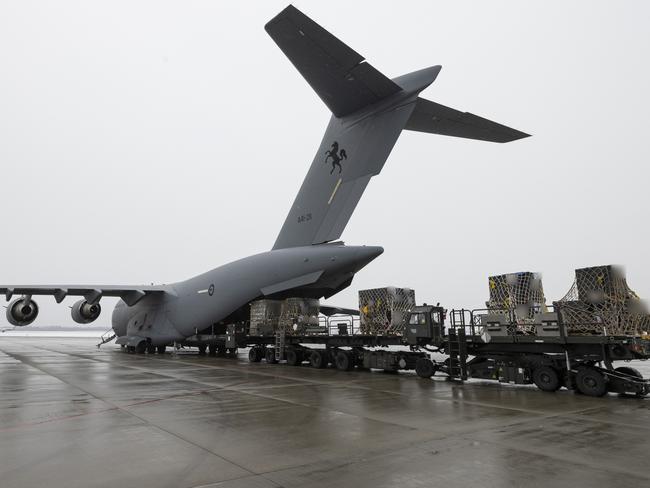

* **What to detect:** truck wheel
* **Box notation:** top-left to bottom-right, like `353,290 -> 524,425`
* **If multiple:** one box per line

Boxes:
415,358 -> 435,378
265,348 -> 278,364
248,347 -> 263,362
198,345 -> 207,355
208,344 -> 217,356
533,366 -> 561,392
576,367 -> 607,397
310,350 -> 328,369
286,349 -> 302,366
226,348 -> 237,358
335,350 -> 353,371
157,345 -> 166,354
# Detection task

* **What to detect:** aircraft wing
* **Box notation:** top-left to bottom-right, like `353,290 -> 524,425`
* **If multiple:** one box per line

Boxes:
0,285 -> 168,306
404,97 -> 530,143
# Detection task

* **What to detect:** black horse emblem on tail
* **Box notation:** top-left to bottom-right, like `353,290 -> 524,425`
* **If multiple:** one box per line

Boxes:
324,141 -> 347,175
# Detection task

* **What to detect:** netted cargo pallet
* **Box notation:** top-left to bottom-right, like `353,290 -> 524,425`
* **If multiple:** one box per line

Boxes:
249,299 -> 282,336
556,265 -> 650,336
278,298 -> 320,335
359,287 -> 415,335
486,272 -> 546,334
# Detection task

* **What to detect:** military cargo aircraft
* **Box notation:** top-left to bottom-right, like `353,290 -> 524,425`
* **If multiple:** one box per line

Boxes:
1,5 -> 528,352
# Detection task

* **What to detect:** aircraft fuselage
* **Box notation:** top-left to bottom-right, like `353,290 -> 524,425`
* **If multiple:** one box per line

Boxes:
111,244 -> 383,345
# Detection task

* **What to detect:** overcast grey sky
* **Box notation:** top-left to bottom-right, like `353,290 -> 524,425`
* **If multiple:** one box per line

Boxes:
1,1 -> 649,327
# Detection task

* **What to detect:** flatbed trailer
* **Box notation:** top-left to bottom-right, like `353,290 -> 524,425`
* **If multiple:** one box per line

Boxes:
178,305 -> 650,397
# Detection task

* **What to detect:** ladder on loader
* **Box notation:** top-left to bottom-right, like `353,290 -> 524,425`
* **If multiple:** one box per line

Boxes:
448,310 -> 469,382
275,325 -> 286,362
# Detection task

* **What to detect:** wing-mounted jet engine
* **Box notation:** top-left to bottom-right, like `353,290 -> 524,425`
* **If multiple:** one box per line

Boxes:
71,299 -> 101,324
6,296 -> 39,326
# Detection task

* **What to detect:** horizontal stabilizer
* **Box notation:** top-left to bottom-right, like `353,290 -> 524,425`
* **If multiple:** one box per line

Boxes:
265,5 -> 402,117
405,97 -> 530,143
320,305 -> 359,317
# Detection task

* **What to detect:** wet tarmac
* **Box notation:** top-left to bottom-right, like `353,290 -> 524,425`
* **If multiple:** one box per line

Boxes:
1,336 -> 649,488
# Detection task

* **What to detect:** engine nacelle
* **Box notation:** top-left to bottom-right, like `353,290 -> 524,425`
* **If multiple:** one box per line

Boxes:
6,297 -> 39,326
71,300 -> 102,324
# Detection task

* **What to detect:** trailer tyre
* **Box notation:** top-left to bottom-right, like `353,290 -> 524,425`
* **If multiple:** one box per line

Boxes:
286,348 -> 302,366
576,367 -> 608,397
265,347 -> 278,364
310,350 -> 328,369
248,347 -> 263,363
415,358 -> 436,378
533,366 -> 561,392
335,350 -> 353,371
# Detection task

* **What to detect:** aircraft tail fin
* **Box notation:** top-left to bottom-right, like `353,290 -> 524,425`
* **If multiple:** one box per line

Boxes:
267,5 -> 529,250
265,5 -> 402,117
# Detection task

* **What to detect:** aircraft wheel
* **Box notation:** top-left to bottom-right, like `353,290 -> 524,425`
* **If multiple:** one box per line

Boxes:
286,348 -> 302,366
249,347 -> 263,362
266,347 -> 278,364
198,345 -> 207,355
135,341 -> 147,354
146,344 -> 156,354
533,366 -> 561,392
310,350 -> 328,369
208,344 -> 217,356
415,358 -> 436,378
126,346 -> 135,353
157,345 -> 166,354
334,350 -> 353,371
576,367 -> 608,397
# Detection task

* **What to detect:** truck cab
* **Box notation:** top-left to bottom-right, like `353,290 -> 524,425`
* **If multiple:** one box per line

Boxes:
405,305 -> 445,346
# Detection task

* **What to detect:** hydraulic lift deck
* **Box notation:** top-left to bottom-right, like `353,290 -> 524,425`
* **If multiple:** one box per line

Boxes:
177,304 -> 650,398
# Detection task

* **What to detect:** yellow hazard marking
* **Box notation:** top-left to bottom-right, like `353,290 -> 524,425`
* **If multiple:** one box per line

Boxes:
328,178 -> 343,205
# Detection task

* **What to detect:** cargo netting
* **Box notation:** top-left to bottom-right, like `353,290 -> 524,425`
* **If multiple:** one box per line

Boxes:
249,299 -> 282,336
359,287 -> 415,335
278,298 -> 320,334
487,272 -> 547,334
555,265 -> 650,336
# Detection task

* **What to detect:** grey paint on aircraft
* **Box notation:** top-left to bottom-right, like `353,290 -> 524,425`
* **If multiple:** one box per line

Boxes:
0,5 -> 528,347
